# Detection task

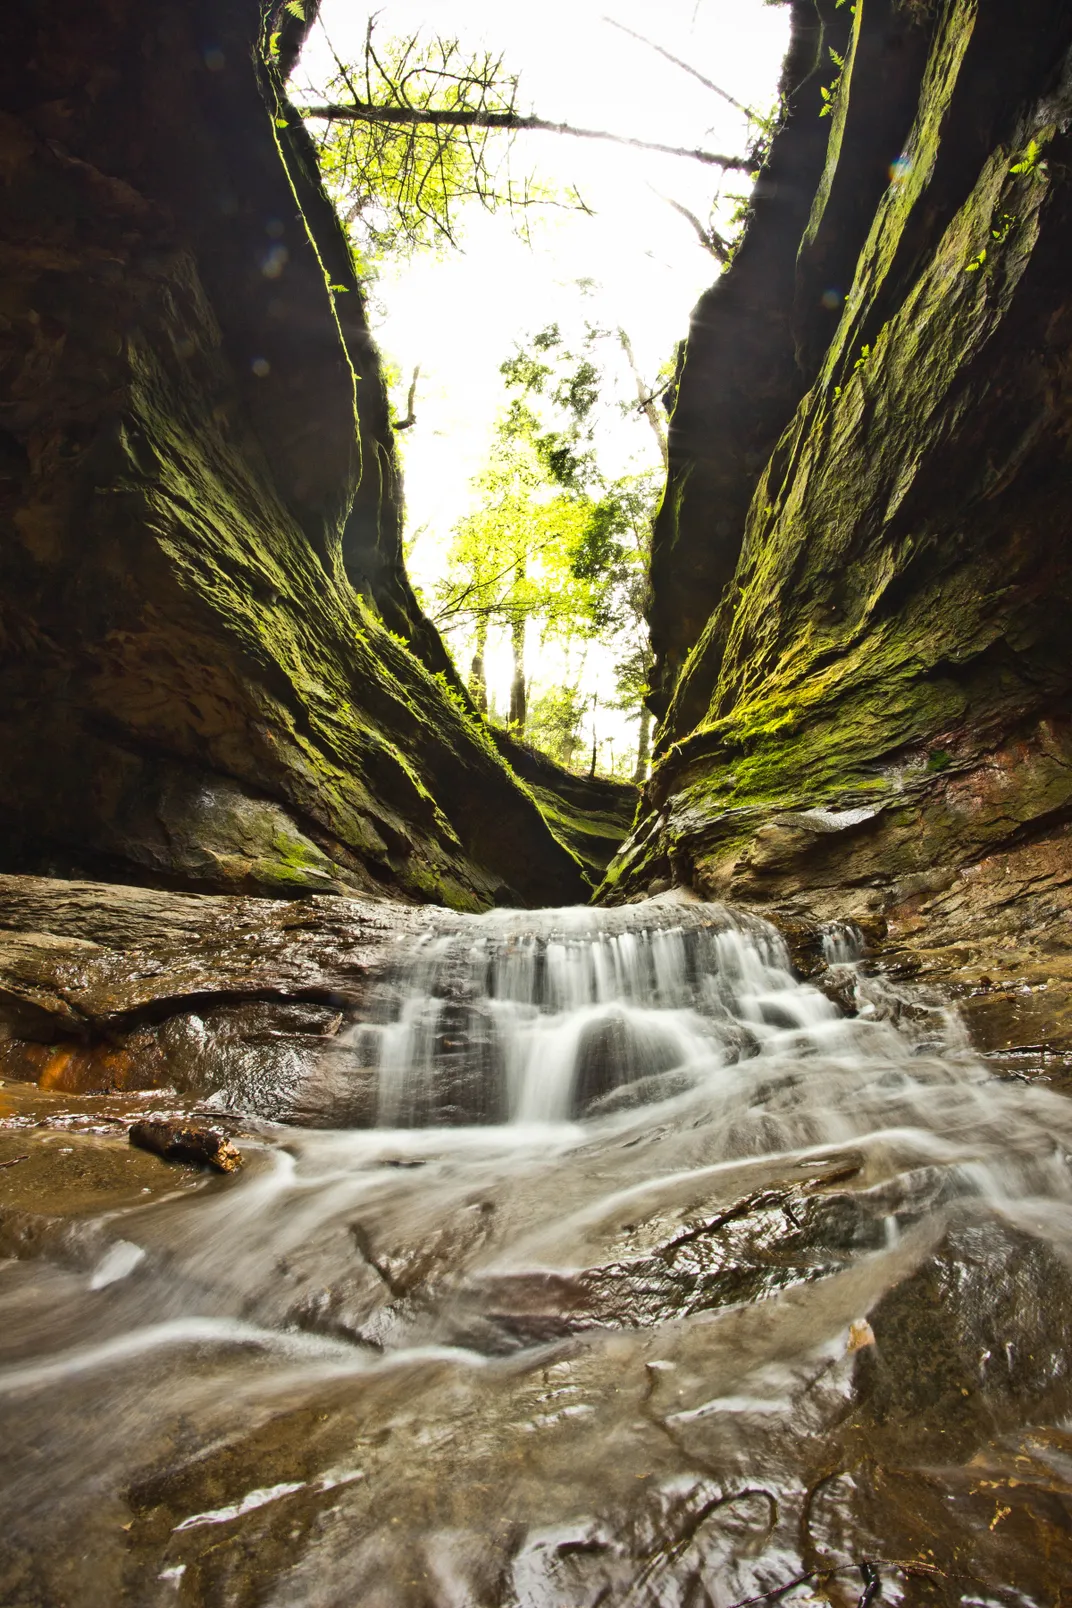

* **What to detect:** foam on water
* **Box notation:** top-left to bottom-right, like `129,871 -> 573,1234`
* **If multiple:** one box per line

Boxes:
352,904 -> 844,1127
4,900 -> 1072,1600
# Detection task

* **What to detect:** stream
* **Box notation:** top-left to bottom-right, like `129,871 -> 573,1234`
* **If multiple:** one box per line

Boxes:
2,902 -> 1072,1605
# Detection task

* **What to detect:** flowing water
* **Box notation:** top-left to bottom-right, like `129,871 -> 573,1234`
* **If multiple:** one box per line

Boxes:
2,901 -> 1072,1606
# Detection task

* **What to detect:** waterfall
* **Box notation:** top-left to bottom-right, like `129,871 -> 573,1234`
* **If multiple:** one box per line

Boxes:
5,899 -> 1072,1605
349,904 -> 841,1127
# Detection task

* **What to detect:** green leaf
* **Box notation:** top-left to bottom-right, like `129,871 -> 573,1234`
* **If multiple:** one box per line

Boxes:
1010,138 -> 1048,183
284,0 -> 306,17
1010,139 -> 1040,174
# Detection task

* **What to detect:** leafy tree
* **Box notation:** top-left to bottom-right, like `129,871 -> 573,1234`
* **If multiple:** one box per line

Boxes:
305,22 -> 562,269
431,423 -> 597,733
293,18 -> 753,270
501,322 -> 661,779
430,319 -> 661,773
269,11 -> 763,777
526,683 -> 589,770
570,470 -> 660,781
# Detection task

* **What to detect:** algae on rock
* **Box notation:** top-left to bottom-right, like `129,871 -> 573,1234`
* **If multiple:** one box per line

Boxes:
605,0 -> 1072,1063
0,0 -> 597,909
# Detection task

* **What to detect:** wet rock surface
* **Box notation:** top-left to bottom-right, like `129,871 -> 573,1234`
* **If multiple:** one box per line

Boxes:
0,872 -> 430,1105
604,0 -> 1072,1074
3,904 -> 1072,1605
758,822 -> 1072,1095
3,1075 -> 1072,1606
129,1120 -> 242,1173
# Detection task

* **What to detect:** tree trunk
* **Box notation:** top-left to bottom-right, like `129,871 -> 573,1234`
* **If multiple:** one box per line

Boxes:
619,329 -> 668,468
509,615 -> 526,733
468,618 -> 488,714
633,703 -> 652,783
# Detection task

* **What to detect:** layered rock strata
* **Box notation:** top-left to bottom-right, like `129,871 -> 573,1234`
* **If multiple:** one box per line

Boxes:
605,0 -> 1072,1067
0,873 -> 427,1112
0,0 -> 594,908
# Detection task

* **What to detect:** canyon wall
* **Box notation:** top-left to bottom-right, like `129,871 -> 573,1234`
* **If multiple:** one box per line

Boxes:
0,0 -> 601,910
607,0 -> 1072,1062
6,0 -> 1071,1089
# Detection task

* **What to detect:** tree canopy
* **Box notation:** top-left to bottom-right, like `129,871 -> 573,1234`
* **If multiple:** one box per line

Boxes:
290,17 -> 755,270
427,320 -> 662,778
273,9 -> 772,775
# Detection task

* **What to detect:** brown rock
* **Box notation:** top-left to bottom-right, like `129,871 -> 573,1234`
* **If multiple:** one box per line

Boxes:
0,0 -> 590,910
600,0 -> 1072,1065
129,1119 -> 242,1174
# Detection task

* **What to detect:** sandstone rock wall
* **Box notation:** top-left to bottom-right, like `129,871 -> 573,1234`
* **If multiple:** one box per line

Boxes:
0,0 -> 590,908
607,0 -> 1072,1065
0,871 -> 426,1113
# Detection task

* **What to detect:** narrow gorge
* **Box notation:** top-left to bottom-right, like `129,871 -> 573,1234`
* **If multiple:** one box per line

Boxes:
2,1 -> 1072,1604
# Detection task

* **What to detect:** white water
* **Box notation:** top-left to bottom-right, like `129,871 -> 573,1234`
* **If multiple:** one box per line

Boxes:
353,904 -> 848,1127
4,901 -> 1072,1603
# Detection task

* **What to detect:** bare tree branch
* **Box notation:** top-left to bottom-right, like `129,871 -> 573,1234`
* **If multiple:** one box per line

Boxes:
300,100 -> 752,171
618,329 -> 668,467
659,192 -> 731,261
393,365 -> 421,430
603,16 -> 758,120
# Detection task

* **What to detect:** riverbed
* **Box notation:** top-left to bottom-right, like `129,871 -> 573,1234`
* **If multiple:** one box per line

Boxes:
2,904 -> 1071,1606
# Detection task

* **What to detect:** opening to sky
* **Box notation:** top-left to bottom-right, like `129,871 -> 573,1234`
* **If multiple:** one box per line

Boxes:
297,1 -> 790,776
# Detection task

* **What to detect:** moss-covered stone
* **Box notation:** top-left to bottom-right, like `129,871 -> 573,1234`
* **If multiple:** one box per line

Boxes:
604,0 -> 1072,1047
491,729 -> 638,884
647,0 -> 856,717
0,0 -> 588,910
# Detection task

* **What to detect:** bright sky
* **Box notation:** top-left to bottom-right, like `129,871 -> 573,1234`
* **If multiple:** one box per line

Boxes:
299,1 -> 790,772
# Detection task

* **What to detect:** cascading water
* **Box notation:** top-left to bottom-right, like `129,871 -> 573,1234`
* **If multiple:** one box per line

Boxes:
352,905 -> 838,1127
3,900 -> 1072,1606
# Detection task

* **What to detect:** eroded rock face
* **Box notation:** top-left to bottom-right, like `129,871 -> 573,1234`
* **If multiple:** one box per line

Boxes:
0,872 -> 432,1107
648,0 -> 855,714
606,0 -> 1072,1062
0,0 -> 589,909
492,731 -> 638,885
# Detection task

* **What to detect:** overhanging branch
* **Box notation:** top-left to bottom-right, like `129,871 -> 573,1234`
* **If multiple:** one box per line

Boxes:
300,101 -> 752,171
602,17 -> 759,121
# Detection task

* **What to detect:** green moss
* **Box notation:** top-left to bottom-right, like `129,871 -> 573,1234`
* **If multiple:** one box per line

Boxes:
524,782 -> 634,884
98,303 -> 586,909
802,0 -> 863,250
604,0 -> 1072,905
